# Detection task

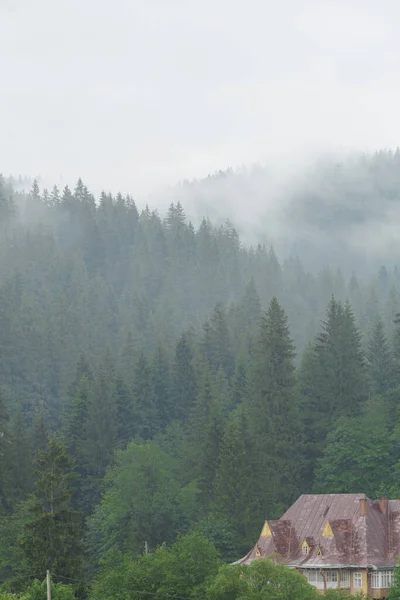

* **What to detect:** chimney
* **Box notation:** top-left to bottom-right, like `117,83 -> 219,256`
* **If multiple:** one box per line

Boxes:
379,497 -> 388,515
359,498 -> 368,516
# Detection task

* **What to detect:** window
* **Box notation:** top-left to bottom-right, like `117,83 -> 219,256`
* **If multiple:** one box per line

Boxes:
381,570 -> 393,588
302,544 -> 308,555
371,572 -> 379,589
326,570 -> 338,589
371,570 -> 394,589
305,571 -> 324,589
353,572 -> 363,589
340,571 -> 350,588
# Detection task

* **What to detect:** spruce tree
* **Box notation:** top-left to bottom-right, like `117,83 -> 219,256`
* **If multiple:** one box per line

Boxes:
132,351 -> 159,440
21,436 -> 84,585
214,407 -> 257,544
152,343 -> 172,430
9,411 -> 33,504
299,297 -> 367,484
82,353 -> 117,511
171,333 -> 197,422
248,297 -> 301,517
368,318 -> 393,396
0,393 -> 11,513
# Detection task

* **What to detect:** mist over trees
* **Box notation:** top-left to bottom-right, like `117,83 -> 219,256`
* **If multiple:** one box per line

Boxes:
2,150 -> 400,598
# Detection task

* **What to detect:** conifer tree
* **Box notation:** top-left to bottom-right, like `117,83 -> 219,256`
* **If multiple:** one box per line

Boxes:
299,297 -> 367,483
171,333 -> 197,422
368,318 -> 393,396
21,436 -> 84,585
197,398 -> 224,504
214,407 -> 258,544
31,406 -> 49,458
248,297 -> 301,517
115,375 -> 135,446
0,393 -> 11,513
82,352 -> 117,511
132,351 -> 159,440
152,344 -> 172,430
9,411 -> 33,504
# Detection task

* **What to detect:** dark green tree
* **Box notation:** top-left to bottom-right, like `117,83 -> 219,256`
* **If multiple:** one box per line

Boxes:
171,333 -> 197,422
21,437 -> 84,586
132,351 -> 159,440
367,318 -> 394,396
248,297 -> 302,518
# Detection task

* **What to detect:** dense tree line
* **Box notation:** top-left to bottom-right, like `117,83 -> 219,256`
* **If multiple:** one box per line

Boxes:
2,154 -> 400,598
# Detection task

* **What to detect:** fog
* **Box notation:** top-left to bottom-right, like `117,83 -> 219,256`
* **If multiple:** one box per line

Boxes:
2,0 -> 400,193
3,0 -> 400,274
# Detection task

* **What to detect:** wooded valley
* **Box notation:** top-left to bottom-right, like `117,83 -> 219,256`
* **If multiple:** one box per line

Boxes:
2,151 -> 400,598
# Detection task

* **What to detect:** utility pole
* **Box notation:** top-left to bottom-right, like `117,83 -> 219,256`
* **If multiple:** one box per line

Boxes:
46,570 -> 51,600
144,541 -> 148,554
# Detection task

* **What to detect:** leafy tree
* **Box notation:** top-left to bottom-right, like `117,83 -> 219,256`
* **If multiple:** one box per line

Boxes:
18,578 -> 76,600
87,441 -> 197,565
90,532 -> 220,600
206,559 -> 318,600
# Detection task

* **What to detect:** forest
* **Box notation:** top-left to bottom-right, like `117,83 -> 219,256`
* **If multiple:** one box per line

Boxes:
2,150 -> 400,598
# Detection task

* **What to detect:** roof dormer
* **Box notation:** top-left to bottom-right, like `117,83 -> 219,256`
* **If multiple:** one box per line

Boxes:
260,520 -> 272,537
322,520 -> 333,537
301,539 -> 311,555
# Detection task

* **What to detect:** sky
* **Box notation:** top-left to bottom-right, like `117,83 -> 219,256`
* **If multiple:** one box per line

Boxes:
1,0 -> 400,198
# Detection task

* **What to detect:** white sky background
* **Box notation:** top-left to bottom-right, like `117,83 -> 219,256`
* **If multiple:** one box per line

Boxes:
1,0 -> 400,199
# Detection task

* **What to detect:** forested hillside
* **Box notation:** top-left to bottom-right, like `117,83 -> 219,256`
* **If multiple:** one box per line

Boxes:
2,151 -> 400,598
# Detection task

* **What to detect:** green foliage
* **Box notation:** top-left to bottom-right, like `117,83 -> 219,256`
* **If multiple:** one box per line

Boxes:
3,168 -> 400,595
20,437 -> 84,587
315,397 -> 395,497
87,441 -> 198,566
299,298 -> 367,484
206,560 -> 318,600
248,298 -> 302,518
90,532 -> 220,600
19,579 -> 76,600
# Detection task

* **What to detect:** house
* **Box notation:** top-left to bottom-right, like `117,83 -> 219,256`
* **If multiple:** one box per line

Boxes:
235,494 -> 400,598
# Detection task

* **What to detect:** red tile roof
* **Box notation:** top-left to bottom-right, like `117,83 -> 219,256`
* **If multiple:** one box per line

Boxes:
236,494 -> 400,568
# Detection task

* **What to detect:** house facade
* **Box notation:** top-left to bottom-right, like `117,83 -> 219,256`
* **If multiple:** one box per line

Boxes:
235,494 -> 400,597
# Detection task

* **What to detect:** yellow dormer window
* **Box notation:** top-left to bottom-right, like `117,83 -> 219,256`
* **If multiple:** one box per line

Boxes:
301,540 -> 310,555
255,546 -> 261,558
317,547 -> 322,557
322,521 -> 333,537
260,521 -> 272,537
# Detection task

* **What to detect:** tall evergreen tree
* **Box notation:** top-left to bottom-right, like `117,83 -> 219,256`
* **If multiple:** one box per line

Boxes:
132,351 -> 159,440
9,411 -> 33,504
299,297 -> 367,484
152,343 -> 172,430
214,406 -> 259,545
367,318 -> 393,396
171,333 -> 197,422
248,297 -> 301,517
0,393 -> 11,513
21,437 -> 84,587
82,352 -> 117,511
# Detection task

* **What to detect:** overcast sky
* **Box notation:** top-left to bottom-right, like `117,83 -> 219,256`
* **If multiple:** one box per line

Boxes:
1,0 -> 400,196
